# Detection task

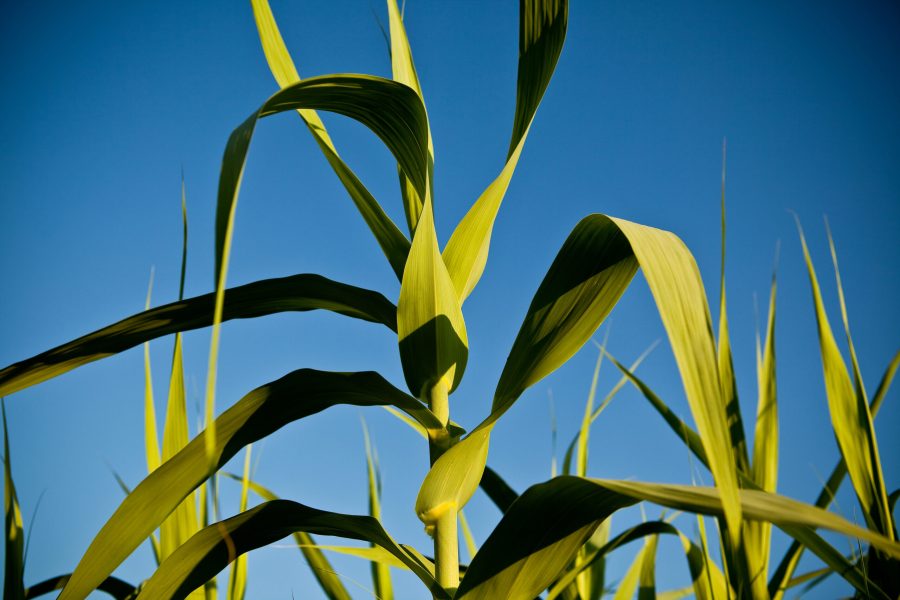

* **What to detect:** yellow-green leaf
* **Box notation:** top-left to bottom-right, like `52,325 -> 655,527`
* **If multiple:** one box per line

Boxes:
3,402 -> 25,600
797,222 -> 892,539
250,0 -> 410,279
397,195 -> 469,400
443,0 -> 568,302
0,274 -> 399,398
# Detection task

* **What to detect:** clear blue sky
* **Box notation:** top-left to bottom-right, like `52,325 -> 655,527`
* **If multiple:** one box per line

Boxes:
1,0 -> 898,597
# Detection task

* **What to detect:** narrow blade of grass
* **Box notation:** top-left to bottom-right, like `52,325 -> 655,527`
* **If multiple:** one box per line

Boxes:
3,401 -> 25,600
796,220 -> 892,538
362,420 -> 393,600
143,270 -> 161,475
226,447 -> 252,600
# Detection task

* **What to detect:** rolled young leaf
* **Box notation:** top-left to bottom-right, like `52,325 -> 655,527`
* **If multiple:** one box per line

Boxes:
0,274 -> 398,397
57,370 -> 444,600
134,500 -> 446,600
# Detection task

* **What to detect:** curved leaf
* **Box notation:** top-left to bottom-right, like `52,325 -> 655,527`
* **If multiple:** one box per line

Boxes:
0,274 -> 397,397
455,476 -> 898,599
215,73 -> 428,280
222,473 -> 351,600
443,0 -> 568,302
58,370 -> 442,600
386,0 -> 433,234
134,500 -> 446,600
419,214 -> 741,548
250,0 -> 410,279
24,575 -> 135,600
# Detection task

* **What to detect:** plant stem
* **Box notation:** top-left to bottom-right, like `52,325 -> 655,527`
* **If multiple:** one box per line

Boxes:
434,506 -> 460,594
427,379 -> 459,594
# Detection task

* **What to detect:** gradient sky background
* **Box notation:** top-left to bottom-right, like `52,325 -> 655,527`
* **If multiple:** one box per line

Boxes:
1,0 -> 899,597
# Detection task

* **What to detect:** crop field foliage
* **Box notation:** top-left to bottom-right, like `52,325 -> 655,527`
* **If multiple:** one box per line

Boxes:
1,1 -> 898,599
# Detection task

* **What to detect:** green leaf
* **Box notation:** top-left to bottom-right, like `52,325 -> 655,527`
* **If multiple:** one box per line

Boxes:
142,271 -> 161,476
222,473 -> 351,600
455,476 -> 899,600
24,575 -> 135,599
3,401 -> 25,600
250,0 -> 410,279
134,501 -> 447,600
443,0 -> 568,302
0,273 -> 397,397
362,420 -> 393,600
57,370 -> 445,600
768,349 -> 900,600
160,335 -> 199,562
226,447 -> 252,600
796,220 -> 893,538
397,194 -> 469,400
746,270 -> 778,589
214,73 -> 428,283
386,0 -> 433,234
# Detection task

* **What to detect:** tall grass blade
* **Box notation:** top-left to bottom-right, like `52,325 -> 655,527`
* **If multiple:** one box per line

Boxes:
637,530 -> 660,600
226,447 -> 252,600
143,270 -> 162,475
362,420 -> 393,600
443,0 -> 568,302
611,544 -> 646,600
3,401 -> 25,600
57,370 -> 446,600
134,500 -> 447,600
796,221 -> 893,538
768,349 -> 900,599
250,0 -> 410,279
386,0 -> 432,234
747,270 -> 778,589
459,509 -> 478,562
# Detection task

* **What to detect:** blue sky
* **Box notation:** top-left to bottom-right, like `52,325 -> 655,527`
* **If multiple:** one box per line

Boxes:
1,0 -> 898,597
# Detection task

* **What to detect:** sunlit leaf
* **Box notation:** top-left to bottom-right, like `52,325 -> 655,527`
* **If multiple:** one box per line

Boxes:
134,500 -> 446,600
57,370 -> 445,600
0,274 -> 398,397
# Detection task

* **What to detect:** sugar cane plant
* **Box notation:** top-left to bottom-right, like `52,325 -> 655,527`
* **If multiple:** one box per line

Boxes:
2,0 -> 898,598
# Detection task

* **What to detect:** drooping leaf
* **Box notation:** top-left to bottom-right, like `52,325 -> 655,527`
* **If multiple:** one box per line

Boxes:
454,476 -> 897,600
443,0 -> 568,302
134,501 -> 446,600
386,0 -> 433,234
3,401 -> 25,600
214,73 -> 428,283
0,274 -> 398,397
250,0 -> 411,279
221,473 -> 351,600
57,370 -> 445,600
796,221 -> 892,538
23,575 -> 135,599
420,215 -> 741,548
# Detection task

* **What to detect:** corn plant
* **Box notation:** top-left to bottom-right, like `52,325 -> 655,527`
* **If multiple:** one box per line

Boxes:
1,0 -> 898,599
